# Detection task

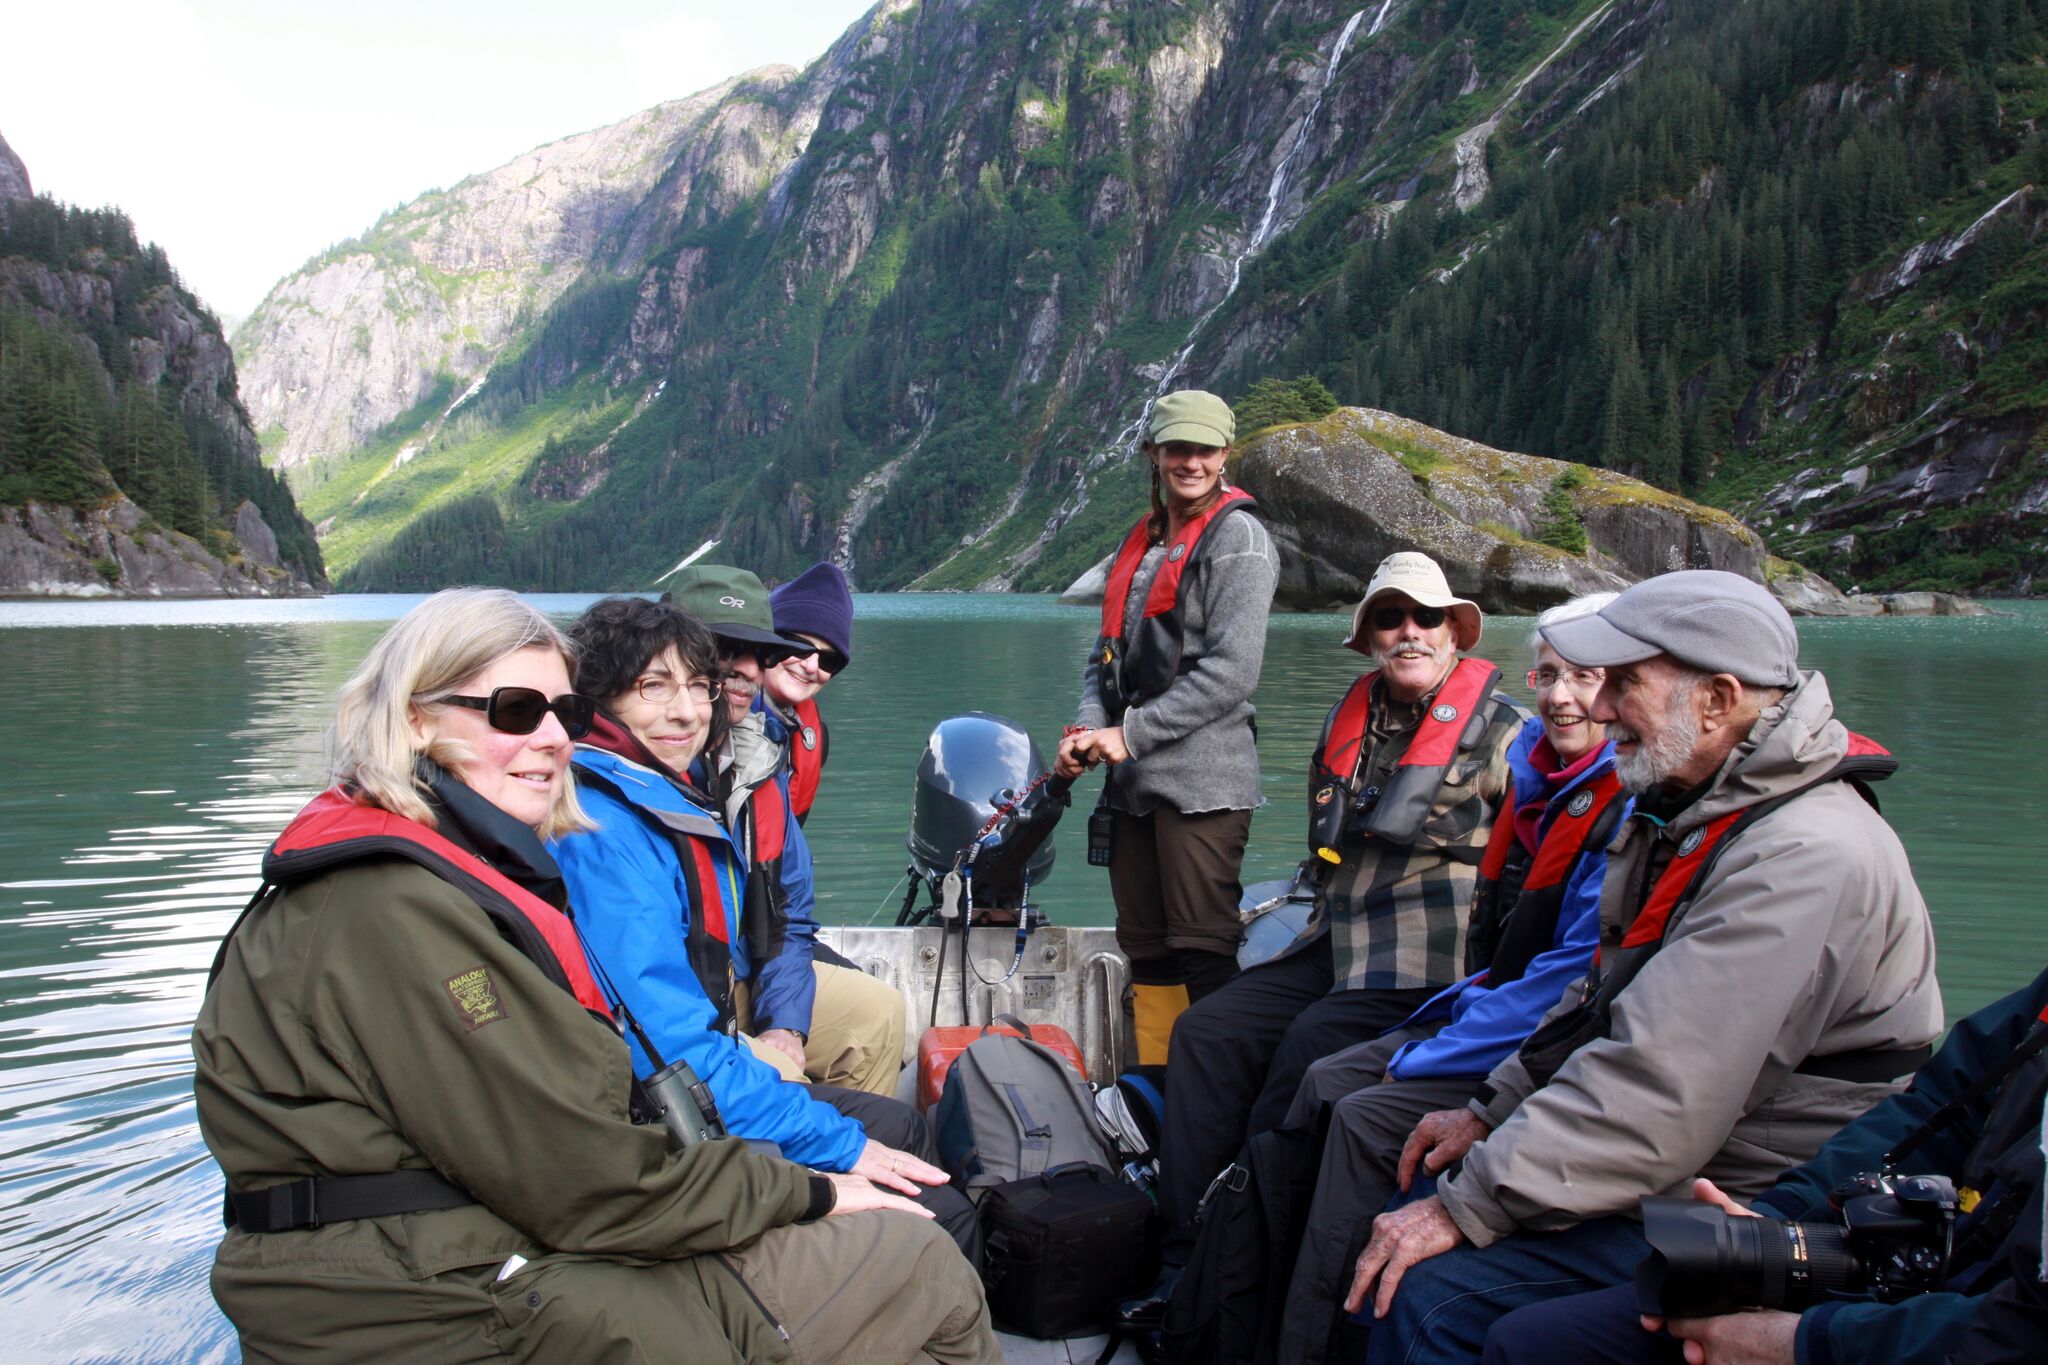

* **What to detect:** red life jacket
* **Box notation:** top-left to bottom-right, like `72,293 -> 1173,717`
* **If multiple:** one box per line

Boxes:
1309,656 -> 1506,849
785,697 -> 828,824
740,776 -> 792,992
1096,487 -> 1259,716
258,790 -> 609,1015
1604,733 -> 1896,962
1515,734 -> 1910,1091
1465,766 -> 1629,985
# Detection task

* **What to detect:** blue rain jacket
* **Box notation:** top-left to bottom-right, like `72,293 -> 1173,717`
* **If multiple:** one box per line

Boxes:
551,746 -> 865,1171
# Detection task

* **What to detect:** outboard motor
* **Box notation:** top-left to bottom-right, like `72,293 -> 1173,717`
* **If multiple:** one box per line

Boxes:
901,712 -> 1070,923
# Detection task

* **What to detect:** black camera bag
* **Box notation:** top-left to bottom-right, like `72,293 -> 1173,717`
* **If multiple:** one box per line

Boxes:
978,1163 -> 1155,1337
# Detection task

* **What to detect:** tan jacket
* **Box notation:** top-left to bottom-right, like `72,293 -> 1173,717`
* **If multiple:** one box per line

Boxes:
1439,672 -> 1943,1247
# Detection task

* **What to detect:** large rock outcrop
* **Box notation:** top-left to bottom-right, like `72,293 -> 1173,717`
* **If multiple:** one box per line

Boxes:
1060,409 -> 1984,616
1230,408 -> 1764,611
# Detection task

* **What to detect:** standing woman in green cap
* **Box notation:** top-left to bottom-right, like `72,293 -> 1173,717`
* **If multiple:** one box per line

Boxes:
1057,389 -> 1279,1063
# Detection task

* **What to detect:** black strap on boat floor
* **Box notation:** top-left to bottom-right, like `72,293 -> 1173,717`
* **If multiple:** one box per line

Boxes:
226,1170 -> 475,1232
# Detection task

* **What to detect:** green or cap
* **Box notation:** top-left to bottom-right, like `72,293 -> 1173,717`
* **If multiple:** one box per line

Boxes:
663,565 -> 802,654
1147,390 -> 1235,448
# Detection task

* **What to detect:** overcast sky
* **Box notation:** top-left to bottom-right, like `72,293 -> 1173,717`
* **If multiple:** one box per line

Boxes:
2,0 -> 877,323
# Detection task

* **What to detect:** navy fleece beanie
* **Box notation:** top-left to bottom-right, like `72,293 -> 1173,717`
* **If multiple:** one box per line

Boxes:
771,563 -> 854,662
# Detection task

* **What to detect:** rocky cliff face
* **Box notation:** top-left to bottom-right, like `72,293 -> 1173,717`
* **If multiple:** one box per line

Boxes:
0,135 -> 323,597
239,0 -> 2047,597
0,132 -> 30,203
0,497 -> 312,597
234,69 -> 803,467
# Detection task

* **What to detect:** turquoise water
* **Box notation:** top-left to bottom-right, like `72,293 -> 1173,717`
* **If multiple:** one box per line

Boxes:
1,593 -> 2042,1359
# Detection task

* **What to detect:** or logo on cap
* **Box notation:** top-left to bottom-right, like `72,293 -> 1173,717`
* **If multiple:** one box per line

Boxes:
1678,828 -> 1705,856
719,594 -> 746,608
1567,790 -> 1595,817
1168,544 -> 1186,562
1314,784 -> 1337,807
800,726 -> 817,751
1431,703 -> 1459,723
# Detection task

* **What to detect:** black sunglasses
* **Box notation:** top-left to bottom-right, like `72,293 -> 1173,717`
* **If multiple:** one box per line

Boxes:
1370,604 -> 1449,632
720,643 -> 796,671
445,687 -> 597,740
791,642 -> 849,677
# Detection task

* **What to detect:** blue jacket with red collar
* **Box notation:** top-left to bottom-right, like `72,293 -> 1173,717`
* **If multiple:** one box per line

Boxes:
1386,717 -> 1624,1082
550,745 -> 864,1170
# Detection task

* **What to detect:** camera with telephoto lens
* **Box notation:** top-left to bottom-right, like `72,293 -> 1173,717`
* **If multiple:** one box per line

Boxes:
1637,1173 -> 1958,1316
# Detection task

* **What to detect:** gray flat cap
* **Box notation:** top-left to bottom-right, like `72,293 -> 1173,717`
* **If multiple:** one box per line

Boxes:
1539,569 -> 1799,687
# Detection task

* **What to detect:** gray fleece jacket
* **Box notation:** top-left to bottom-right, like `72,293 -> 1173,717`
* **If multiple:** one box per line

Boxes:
1438,671 -> 1943,1247
1074,507 -> 1279,815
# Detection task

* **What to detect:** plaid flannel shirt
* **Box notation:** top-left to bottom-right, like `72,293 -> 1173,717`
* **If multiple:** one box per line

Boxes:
1317,677 -> 1526,992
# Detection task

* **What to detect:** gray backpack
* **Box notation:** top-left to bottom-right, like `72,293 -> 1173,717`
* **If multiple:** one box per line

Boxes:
933,1026 -> 1116,1190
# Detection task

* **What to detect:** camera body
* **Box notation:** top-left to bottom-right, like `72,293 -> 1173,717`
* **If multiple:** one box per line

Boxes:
1637,1172 -> 1957,1317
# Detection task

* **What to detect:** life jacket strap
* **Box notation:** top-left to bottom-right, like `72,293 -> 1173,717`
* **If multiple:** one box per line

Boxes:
226,1169 -> 475,1232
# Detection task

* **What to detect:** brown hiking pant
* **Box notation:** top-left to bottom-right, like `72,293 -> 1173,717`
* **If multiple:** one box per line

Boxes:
1108,805 -> 1253,963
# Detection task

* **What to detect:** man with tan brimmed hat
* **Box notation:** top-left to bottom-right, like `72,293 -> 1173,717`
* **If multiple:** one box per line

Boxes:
1124,550 -> 1526,1342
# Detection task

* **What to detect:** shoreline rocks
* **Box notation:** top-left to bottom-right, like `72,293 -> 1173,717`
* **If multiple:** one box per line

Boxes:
0,499 -> 319,600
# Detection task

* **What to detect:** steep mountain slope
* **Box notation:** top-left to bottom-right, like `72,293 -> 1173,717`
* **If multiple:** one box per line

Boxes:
0,134 -> 324,596
244,0 -> 2048,595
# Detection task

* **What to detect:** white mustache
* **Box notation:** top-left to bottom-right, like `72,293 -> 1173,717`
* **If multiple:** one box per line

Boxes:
1384,642 -> 1441,661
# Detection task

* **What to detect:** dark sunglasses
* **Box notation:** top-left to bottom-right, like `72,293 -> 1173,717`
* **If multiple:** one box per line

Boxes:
721,643 -> 795,671
445,687 -> 597,740
790,642 -> 849,677
1370,604 -> 1449,632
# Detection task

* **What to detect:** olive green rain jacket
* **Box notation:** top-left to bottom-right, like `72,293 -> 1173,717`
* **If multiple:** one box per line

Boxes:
193,857 -> 995,1363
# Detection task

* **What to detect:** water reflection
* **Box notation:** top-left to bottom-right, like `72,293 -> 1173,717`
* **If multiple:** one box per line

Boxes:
0,595 -> 2041,1361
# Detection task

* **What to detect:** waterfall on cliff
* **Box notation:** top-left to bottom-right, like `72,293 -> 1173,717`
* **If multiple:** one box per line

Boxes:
1110,7 -> 1372,458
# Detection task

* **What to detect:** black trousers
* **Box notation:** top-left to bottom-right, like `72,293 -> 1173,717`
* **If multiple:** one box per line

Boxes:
1276,1029 -> 1483,1365
1157,933 -> 1434,1264
812,1083 -> 983,1268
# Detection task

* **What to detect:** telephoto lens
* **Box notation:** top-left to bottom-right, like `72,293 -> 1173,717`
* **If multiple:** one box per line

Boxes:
1635,1198 -> 1862,1316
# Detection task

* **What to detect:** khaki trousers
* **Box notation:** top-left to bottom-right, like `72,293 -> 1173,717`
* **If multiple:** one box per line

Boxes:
743,960 -> 906,1096
720,1210 -> 1001,1364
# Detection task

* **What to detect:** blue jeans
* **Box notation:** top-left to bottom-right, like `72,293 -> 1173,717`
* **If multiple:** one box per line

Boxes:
1356,1215 -> 1652,1365
1481,1283 -> 1683,1364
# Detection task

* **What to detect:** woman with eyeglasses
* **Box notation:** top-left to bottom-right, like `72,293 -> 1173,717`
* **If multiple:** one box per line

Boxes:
193,588 -> 997,1363
549,595 -> 981,1264
1056,390 -> 1280,1059
764,562 -> 853,825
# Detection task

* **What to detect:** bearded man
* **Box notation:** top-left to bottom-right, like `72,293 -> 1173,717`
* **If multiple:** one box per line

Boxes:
1117,551 -> 1528,1333
1341,569 -> 1944,1365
